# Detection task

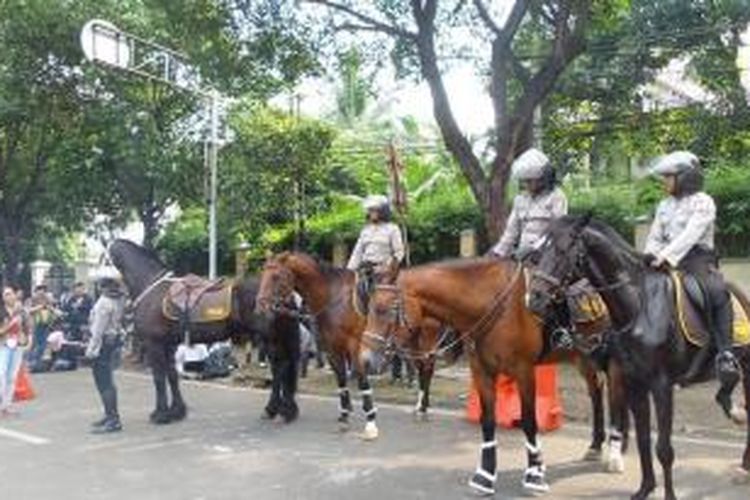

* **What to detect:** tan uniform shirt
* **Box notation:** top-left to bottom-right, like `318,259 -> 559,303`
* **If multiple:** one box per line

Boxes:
347,222 -> 405,271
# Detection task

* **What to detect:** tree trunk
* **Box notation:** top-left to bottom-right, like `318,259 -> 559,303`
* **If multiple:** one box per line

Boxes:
2,234 -> 22,287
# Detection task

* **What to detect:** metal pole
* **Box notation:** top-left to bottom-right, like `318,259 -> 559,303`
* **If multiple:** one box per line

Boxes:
208,90 -> 219,279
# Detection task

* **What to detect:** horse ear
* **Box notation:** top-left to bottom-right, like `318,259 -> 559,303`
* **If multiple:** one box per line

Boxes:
575,212 -> 593,233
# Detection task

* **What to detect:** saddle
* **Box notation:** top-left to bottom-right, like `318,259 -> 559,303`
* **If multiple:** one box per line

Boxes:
162,274 -> 233,324
670,271 -> 750,347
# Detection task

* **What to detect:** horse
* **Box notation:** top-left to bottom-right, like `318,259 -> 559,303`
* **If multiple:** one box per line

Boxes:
526,216 -> 750,500
107,239 -> 301,424
361,257 -> 629,496
255,251 -> 444,440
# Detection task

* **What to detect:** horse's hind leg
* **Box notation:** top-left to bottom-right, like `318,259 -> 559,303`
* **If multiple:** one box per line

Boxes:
517,364 -> 550,494
737,356 -> 750,478
147,340 -> 170,424
280,351 -> 300,423
357,371 -> 378,441
653,373 -> 676,500
165,343 -> 187,422
467,358 -> 498,496
627,378 -> 656,500
579,358 -> 606,462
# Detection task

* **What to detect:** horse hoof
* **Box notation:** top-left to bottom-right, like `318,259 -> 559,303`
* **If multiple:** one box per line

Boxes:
337,418 -> 350,432
281,406 -> 299,424
606,454 -> 625,474
261,410 -> 277,421
731,466 -> 750,485
582,447 -> 603,462
167,405 -> 187,422
150,411 -> 171,425
468,475 -> 495,496
730,405 -> 747,426
361,421 -> 379,441
630,484 -> 655,500
522,466 -> 549,495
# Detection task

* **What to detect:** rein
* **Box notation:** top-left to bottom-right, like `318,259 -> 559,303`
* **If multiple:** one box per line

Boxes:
131,271 -> 175,309
370,264 -> 524,361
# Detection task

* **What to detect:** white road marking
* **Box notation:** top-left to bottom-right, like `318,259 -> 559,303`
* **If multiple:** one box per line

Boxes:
0,426 -> 50,445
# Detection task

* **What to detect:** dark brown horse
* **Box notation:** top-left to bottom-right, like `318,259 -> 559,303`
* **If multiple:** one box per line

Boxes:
108,239 -> 300,424
527,216 -> 750,500
362,257 -> 628,496
255,251 -> 444,439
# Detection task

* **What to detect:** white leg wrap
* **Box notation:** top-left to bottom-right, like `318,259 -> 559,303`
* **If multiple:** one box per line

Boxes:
366,407 -> 378,417
481,440 -> 498,450
338,387 -> 349,394
474,467 -> 497,483
415,390 -> 425,411
360,388 -> 373,396
525,440 -> 542,456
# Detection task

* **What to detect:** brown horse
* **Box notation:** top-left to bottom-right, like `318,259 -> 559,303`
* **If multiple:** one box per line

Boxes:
255,251 -> 444,439
362,257 -> 627,496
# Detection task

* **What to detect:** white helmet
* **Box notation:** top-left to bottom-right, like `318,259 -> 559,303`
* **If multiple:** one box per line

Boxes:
650,151 -> 699,176
362,194 -> 389,212
511,148 -> 551,180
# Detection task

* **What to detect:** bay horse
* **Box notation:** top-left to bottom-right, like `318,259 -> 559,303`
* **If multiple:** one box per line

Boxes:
108,239 -> 301,424
362,257 -> 629,496
255,251 -> 444,440
527,216 -> 750,500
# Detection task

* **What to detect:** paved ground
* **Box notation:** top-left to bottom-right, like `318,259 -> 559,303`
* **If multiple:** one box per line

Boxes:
1,370 -> 749,500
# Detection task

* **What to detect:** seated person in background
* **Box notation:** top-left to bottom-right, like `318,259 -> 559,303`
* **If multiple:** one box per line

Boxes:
46,329 -> 84,372
175,343 -> 209,379
202,341 -> 237,379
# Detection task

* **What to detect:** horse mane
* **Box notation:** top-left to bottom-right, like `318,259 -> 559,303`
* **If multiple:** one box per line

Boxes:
410,256 -> 500,272
551,216 -> 643,272
276,251 -> 349,279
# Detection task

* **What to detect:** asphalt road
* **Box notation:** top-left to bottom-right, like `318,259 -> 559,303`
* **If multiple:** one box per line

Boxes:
1,370 -> 748,500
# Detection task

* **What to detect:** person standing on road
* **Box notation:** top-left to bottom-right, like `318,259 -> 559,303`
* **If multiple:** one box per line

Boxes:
0,286 -> 32,415
86,274 -> 126,433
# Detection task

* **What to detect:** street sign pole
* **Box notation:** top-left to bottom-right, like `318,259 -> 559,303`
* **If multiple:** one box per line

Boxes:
80,19 -> 223,278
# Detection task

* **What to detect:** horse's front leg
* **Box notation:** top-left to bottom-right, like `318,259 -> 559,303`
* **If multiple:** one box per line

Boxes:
357,369 -> 378,441
652,373 -> 676,500
606,358 -> 628,473
329,354 -> 352,429
517,364 -> 550,494
263,354 -> 282,419
414,356 -> 434,421
467,356 -> 498,496
579,357 -> 606,462
741,357 -> 750,476
147,340 -> 171,424
627,376 -> 656,500
165,342 -> 187,422
280,354 -> 300,423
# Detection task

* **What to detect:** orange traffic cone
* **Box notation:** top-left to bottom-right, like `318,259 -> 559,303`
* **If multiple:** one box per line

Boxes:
466,364 -> 563,432
14,363 -> 35,402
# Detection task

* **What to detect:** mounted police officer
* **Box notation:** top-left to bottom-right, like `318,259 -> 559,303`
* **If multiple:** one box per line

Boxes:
490,148 -> 568,260
489,148 -> 573,350
347,195 -> 405,277
86,268 -> 126,434
644,151 -> 740,396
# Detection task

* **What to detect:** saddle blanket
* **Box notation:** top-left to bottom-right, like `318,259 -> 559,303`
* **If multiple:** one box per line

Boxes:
162,274 -> 233,324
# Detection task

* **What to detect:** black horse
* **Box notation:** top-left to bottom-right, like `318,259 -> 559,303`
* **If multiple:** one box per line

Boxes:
527,216 -> 750,500
108,239 -> 301,424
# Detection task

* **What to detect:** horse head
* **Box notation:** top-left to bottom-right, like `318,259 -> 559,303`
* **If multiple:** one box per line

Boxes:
256,252 -> 296,315
107,239 -> 167,298
527,215 -> 591,317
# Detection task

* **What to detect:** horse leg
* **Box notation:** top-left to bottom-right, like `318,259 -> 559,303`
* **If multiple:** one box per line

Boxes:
653,373 -> 676,500
736,356 -> 750,480
165,342 -> 187,422
330,355 -> 352,429
358,370 -> 378,441
263,354 -> 282,419
467,360 -> 498,496
147,340 -> 170,424
579,358 -> 606,462
280,353 -> 300,423
414,356 -> 434,421
606,359 -> 628,473
627,378 -> 656,500
517,365 -> 550,494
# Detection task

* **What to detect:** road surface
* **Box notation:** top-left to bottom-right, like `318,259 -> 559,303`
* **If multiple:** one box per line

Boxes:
1,370 -> 748,499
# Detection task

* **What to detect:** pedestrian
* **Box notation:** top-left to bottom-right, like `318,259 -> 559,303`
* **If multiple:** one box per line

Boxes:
85,273 -> 126,433
0,286 -> 32,415
28,284 -> 60,371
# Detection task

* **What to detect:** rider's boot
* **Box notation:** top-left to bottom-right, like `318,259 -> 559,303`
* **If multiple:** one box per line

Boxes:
711,293 -> 740,418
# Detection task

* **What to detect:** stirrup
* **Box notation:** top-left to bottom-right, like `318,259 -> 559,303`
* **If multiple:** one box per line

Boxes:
551,327 -> 575,351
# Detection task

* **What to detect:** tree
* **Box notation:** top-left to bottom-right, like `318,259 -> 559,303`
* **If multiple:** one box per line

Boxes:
304,0 -> 750,241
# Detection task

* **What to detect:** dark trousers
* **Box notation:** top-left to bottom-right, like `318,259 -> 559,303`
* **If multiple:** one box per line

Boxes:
29,324 -> 50,368
92,338 -> 120,420
679,246 -> 733,351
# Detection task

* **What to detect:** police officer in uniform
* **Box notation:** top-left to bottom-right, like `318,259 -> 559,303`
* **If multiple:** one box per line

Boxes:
347,195 -> 405,276
644,151 -> 739,409
490,148 -> 568,260
86,270 -> 126,434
